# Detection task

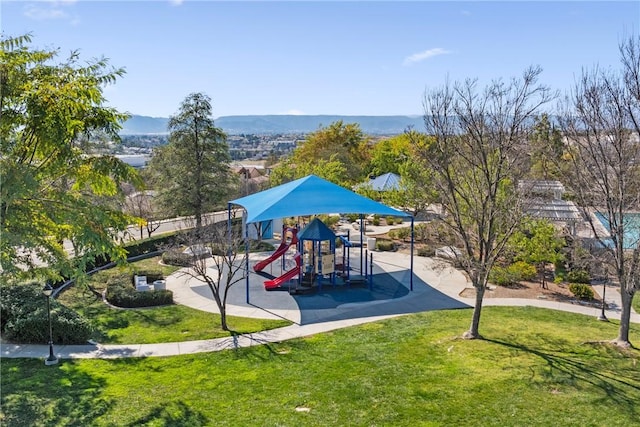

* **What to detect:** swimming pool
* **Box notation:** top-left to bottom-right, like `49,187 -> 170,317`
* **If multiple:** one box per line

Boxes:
595,212 -> 640,249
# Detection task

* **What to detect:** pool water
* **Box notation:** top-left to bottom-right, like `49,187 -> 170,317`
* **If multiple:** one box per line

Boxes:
595,212 -> 640,249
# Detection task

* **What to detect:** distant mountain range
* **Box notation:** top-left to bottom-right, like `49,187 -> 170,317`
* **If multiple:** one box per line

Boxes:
119,114 -> 424,135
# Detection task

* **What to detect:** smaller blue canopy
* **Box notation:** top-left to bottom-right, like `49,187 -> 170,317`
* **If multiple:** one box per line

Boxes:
356,172 -> 402,191
299,218 -> 337,241
230,175 -> 410,224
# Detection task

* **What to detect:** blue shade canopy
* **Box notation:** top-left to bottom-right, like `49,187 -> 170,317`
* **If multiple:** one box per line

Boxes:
356,172 -> 402,191
230,175 -> 411,224
299,217 -> 337,241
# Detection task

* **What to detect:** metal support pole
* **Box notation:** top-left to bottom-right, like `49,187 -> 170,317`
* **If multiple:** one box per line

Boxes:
410,217 -> 415,291
245,218 -> 250,305
43,284 -> 58,366
364,249 -> 368,280
369,252 -> 373,289
597,281 -> 608,321
359,214 -> 364,274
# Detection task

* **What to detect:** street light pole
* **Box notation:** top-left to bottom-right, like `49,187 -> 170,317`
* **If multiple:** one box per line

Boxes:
43,283 -> 59,366
597,280 -> 609,322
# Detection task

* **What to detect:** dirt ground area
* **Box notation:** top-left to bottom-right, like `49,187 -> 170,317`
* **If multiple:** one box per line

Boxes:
460,279 -> 604,308
377,228 -> 605,307
393,244 -> 604,307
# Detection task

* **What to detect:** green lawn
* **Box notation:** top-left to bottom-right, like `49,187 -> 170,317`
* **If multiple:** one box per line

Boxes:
2,306 -> 639,426
57,257 -> 290,344
634,292 -> 640,313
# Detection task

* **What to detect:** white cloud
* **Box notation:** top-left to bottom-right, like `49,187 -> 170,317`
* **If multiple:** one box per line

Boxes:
24,4 -> 67,20
169,0 -> 185,6
403,48 -> 451,66
23,1 -> 78,22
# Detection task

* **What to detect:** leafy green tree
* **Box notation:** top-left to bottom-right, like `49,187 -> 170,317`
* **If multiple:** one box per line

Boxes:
356,132 -> 438,215
419,66 -> 555,339
270,121 -> 370,186
368,134 -> 411,176
147,93 -> 234,230
509,219 -> 565,288
0,34 -> 140,280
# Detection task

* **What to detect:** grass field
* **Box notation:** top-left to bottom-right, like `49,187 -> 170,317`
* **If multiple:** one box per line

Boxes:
2,306 -> 639,426
57,257 -> 291,344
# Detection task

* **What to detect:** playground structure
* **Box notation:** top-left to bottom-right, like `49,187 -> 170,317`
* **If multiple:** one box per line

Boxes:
297,218 -> 337,289
254,218 -> 377,292
229,174 -> 415,304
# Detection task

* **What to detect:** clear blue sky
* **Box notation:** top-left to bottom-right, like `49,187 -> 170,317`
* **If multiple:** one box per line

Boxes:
3,1 -> 639,118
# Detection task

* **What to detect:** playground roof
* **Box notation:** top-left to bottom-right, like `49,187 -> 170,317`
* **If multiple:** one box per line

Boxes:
355,172 -> 402,191
299,217 -> 337,241
230,175 -> 411,224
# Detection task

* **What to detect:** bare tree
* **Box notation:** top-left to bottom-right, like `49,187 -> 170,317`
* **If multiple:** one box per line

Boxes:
559,35 -> 640,348
418,66 -> 555,339
178,215 -> 247,331
123,191 -> 161,239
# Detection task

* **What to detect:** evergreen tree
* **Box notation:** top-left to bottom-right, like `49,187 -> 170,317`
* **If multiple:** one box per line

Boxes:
148,93 -> 234,230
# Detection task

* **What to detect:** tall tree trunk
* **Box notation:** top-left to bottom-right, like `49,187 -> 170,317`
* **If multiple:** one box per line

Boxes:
464,283 -> 486,339
614,288 -> 635,347
220,307 -> 228,331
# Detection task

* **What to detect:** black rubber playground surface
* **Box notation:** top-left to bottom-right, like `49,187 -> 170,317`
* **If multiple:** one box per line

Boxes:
190,261 -> 469,325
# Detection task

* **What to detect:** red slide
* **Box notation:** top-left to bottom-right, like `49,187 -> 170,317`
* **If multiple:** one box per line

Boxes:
264,253 -> 301,290
253,241 -> 290,272
253,227 -> 298,272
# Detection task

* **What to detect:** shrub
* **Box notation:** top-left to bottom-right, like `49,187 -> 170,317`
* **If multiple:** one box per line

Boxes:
317,214 -> 340,229
387,230 -> 398,239
566,269 -> 590,284
0,281 -> 94,344
395,227 -> 411,241
106,281 -> 173,308
417,246 -> 435,257
386,216 -> 397,226
490,262 -> 537,286
372,217 -> 380,226
162,248 -> 194,267
123,232 -> 179,258
250,240 -> 275,252
346,213 -> 359,223
489,266 -> 521,286
509,261 -> 537,281
376,240 -> 395,251
569,283 -> 595,300
414,223 -> 429,242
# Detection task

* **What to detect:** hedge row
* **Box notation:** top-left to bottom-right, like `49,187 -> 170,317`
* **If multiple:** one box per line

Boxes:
106,281 -> 173,308
0,281 -> 94,344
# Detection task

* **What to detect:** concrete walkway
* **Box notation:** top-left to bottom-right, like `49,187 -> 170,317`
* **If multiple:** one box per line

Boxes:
2,250 -> 639,360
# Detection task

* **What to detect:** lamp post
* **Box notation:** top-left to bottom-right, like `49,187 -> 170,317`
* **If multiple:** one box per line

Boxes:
597,274 -> 609,322
42,283 -> 59,366
597,277 -> 609,322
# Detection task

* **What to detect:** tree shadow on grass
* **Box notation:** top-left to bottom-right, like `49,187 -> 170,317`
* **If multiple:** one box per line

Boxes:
485,337 -> 640,417
125,401 -> 209,426
0,359 -> 111,427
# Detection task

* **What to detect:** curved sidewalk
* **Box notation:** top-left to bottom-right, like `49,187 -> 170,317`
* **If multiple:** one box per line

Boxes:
2,251 -> 639,360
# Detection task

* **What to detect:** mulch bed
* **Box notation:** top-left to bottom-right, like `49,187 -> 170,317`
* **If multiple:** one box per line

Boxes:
460,280 -> 604,308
